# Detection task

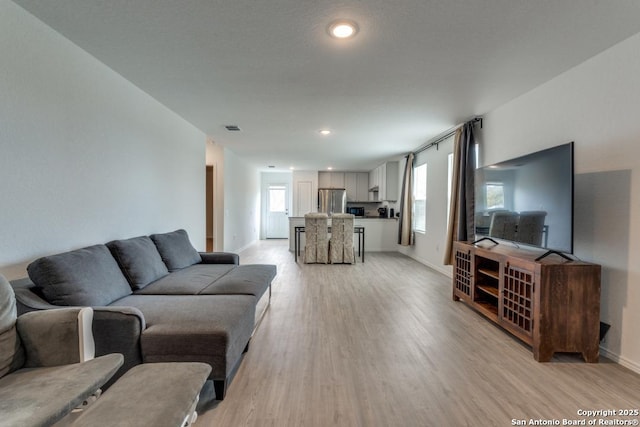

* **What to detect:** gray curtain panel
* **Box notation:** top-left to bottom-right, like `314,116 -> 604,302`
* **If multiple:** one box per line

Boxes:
398,152 -> 415,246
443,121 -> 477,265
458,121 -> 476,240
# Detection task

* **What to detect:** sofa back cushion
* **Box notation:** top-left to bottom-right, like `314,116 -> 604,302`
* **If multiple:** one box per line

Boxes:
0,274 -> 25,378
107,236 -> 169,290
27,245 -> 132,307
149,229 -> 201,272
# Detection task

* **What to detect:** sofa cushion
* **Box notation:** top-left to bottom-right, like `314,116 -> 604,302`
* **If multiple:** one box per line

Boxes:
27,245 -> 132,307
200,264 -> 276,298
112,294 -> 256,380
133,264 -> 236,295
107,236 -> 169,290
149,230 -> 201,272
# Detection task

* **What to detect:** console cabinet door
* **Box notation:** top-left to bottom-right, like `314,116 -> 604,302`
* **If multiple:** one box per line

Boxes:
452,244 -> 473,302
499,261 -> 535,343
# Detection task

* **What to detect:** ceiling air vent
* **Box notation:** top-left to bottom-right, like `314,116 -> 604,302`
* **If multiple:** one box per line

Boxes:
225,125 -> 241,131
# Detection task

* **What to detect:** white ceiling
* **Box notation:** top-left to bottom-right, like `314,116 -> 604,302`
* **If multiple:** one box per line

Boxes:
12,0 -> 640,171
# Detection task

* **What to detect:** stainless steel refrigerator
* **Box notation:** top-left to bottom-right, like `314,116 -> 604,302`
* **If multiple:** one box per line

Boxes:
318,188 -> 347,216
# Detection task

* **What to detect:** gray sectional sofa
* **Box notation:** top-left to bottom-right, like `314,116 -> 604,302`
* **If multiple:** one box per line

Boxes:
10,229 -> 277,399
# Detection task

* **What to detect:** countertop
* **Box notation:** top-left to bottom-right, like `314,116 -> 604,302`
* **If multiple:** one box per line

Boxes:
289,215 -> 399,252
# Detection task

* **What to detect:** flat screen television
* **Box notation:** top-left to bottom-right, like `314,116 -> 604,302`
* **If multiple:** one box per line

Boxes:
474,142 -> 574,254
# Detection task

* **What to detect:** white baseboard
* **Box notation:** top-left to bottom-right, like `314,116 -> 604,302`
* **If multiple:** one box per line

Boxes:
599,346 -> 640,374
403,252 -> 453,278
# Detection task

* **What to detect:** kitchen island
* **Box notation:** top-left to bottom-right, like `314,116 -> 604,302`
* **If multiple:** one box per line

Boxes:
288,216 -> 398,253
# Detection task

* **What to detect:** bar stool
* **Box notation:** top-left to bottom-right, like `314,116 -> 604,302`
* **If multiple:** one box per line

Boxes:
330,213 -> 355,264
304,213 -> 329,263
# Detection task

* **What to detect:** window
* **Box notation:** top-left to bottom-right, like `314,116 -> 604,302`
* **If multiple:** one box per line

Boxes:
485,183 -> 505,210
268,185 -> 286,213
413,163 -> 427,232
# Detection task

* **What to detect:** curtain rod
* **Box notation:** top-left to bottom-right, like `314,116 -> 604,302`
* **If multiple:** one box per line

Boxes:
414,117 -> 483,155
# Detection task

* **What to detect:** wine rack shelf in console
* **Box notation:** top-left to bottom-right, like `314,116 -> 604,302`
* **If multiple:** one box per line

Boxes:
452,241 -> 601,362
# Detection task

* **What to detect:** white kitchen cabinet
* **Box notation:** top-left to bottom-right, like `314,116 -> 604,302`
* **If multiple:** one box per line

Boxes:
356,172 -> 369,201
383,161 -> 399,201
371,161 -> 398,201
330,172 -> 345,188
318,171 -> 330,188
345,173 -> 357,201
318,171 -> 345,189
369,167 -> 379,190
345,172 -> 370,201
379,164 -> 387,200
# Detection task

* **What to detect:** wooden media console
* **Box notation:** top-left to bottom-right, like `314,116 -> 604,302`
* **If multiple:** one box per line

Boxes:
452,241 -> 601,362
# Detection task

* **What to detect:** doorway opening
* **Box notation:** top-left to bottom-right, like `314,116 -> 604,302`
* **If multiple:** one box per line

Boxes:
206,165 -> 215,251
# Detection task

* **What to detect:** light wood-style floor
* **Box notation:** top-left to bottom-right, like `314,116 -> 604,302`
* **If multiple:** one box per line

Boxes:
197,240 -> 640,427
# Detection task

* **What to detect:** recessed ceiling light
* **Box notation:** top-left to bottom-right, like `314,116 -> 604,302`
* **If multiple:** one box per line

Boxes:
327,167 -> 333,170
319,129 -> 332,135
327,20 -> 359,39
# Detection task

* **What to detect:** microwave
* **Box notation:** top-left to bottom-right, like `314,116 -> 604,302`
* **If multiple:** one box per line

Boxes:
347,207 -> 365,217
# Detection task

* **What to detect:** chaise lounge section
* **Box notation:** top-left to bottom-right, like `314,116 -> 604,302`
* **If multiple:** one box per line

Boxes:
11,229 -> 276,399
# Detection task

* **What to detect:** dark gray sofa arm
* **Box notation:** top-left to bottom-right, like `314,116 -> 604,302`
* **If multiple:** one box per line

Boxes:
20,303 -> 146,388
92,306 -> 146,387
17,307 -> 92,367
11,278 -> 146,387
11,278 -> 62,315
199,251 -> 239,265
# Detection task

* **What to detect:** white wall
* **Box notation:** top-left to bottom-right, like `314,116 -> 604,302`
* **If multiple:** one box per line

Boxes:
398,137 -> 455,277
481,32 -> 640,372
222,148 -> 260,252
0,1 -> 206,280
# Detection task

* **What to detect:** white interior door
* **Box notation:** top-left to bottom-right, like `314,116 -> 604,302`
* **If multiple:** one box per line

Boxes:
295,180 -> 313,216
266,184 -> 289,238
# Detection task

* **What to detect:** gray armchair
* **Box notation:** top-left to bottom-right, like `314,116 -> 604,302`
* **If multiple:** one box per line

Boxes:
0,274 -> 123,426
2,273 -> 213,426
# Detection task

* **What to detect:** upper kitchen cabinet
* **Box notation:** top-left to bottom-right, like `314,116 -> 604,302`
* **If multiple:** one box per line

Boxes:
369,167 -> 379,191
369,161 -> 399,201
318,171 -> 345,189
345,172 -> 370,202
